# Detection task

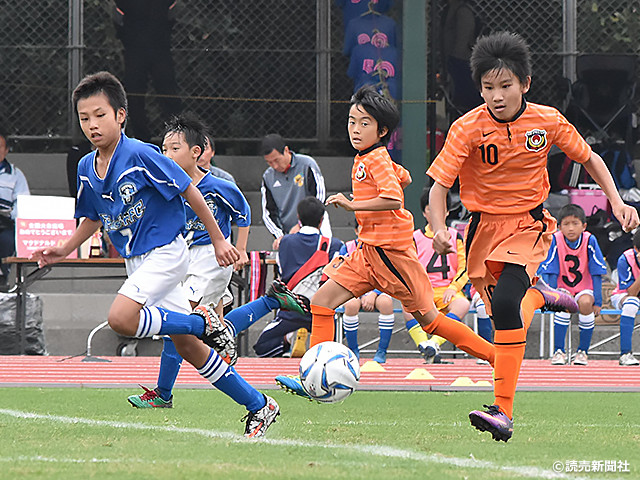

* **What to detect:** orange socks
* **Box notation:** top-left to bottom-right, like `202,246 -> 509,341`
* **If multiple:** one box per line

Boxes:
493,328 -> 526,419
309,304 -> 336,347
423,312 -> 495,365
490,287 -> 543,418
520,288 -> 544,331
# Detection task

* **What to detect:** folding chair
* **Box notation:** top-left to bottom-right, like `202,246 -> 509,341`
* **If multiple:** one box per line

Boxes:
565,54 -> 637,153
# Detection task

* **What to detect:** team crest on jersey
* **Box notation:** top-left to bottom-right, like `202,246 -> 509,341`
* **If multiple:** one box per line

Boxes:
119,182 -> 137,204
205,197 -> 218,216
354,162 -> 366,181
524,129 -> 548,152
294,173 -> 304,187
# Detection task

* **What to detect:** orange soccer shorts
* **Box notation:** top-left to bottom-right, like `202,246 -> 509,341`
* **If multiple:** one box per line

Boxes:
465,205 -> 556,316
324,242 -> 434,314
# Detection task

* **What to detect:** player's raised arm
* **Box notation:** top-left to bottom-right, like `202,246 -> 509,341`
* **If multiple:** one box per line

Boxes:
30,218 -> 101,267
429,182 -> 454,255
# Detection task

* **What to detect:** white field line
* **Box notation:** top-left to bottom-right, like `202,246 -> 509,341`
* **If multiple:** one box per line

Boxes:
0,408 -> 617,480
0,456 -> 146,464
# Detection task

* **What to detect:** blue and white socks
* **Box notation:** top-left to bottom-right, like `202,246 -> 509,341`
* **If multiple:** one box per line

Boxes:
553,311 -> 571,352
620,296 -> 639,354
198,349 -> 265,412
226,296 -> 280,337
135,306 -> 205,338
157,337 -> 182,401
577,313 -> 595,353
343,314 -> 359,357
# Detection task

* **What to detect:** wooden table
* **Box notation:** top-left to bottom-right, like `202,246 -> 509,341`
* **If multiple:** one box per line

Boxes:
2,257 -> 126,355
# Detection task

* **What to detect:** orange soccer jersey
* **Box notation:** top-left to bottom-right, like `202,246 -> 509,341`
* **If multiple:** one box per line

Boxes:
352,145 -> 415,249
427,102 -> 592,214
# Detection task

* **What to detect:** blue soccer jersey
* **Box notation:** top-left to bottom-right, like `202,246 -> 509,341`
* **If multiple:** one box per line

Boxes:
184,169 -> 251,246
75,133 -> 191,258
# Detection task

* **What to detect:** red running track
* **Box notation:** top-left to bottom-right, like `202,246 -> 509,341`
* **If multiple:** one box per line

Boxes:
0,356 -> 639,391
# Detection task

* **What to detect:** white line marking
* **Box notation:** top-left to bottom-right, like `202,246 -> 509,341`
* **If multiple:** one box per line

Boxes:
0,456 -> 146,464
0,409 -> 614,480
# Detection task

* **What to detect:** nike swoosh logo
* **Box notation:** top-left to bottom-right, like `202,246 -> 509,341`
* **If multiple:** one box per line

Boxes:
482,131 -> 496,137
507,251 -> 518,255
545,291 -> 561,302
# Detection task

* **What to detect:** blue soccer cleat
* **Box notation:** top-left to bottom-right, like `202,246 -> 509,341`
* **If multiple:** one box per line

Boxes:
275,375 -> 313,401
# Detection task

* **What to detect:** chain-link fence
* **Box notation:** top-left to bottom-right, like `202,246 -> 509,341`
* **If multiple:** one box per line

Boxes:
0,1 -> 70,139
0,1 -> 638,152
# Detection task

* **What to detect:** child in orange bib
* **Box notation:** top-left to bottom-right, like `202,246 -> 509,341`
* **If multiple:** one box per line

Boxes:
275,85 -> 496,400
428,32 -> 639,442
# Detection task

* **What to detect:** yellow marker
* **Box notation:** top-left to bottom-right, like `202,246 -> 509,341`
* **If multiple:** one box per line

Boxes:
404,368 -> 435,380
360,360 -> 386,372
450,376 -> 476,387
475,380 -> 492,387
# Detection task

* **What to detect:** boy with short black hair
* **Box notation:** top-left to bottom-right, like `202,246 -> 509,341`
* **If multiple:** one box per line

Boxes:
609,229 -> 640,366
127,112 -> 252,407
539,203 -> 607,366
276,84 -> 496,397
428,32 -> 638,441
32,72 -> 279,437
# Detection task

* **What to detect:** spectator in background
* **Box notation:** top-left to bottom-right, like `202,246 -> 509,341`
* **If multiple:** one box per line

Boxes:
114,0 -> 181,142
440,0 -> 483,119
196,134 -> 236,184
0,131 -> 30,290
608,229 -> 640,366
254,197 -> 343,357
260,134 -> 331,250
539,204 -> 606,366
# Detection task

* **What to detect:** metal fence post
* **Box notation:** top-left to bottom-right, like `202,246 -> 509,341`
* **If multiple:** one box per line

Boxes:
563,0 -> 577,84
68,0 -> 83,141
402,0 -> 427,222
316,0 -> 331,150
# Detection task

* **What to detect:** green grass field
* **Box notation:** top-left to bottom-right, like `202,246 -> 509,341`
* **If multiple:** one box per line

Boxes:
0,388 -> 637,479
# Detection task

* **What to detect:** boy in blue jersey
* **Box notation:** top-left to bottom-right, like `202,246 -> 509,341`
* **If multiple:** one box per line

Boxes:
128,113 -> 310,408
609,229 -> 640,366
538,204 -> 607,366
31,72 -> 279,437
128,113 -> 248,407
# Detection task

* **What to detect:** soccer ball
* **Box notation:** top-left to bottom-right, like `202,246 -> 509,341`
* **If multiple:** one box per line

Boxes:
299,341 -> 360,403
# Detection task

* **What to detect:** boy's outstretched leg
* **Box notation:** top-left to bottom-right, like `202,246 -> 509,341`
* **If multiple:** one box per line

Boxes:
225,279 -> 310,337
173,335 -> 280,437
418,310 -> 495,366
